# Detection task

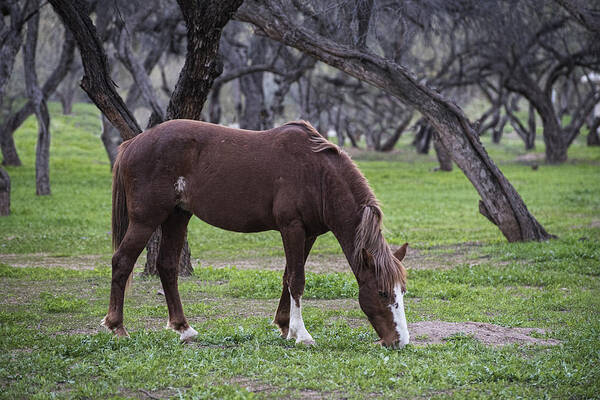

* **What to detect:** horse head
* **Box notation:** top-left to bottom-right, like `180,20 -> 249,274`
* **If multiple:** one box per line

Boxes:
356,243 -> 409,348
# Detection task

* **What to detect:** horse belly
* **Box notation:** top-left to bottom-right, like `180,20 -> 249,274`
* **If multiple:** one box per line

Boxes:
186,182 -> 277,233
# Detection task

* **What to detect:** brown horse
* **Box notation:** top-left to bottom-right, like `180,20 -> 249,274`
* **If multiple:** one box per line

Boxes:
101,119 -> 409,347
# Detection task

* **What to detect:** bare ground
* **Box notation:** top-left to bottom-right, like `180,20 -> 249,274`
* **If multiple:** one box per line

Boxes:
196,242 -> 497,273
2,248 -> 558,349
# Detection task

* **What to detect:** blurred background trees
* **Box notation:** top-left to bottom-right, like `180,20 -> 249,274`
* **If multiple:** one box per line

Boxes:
1,0 -> 598,248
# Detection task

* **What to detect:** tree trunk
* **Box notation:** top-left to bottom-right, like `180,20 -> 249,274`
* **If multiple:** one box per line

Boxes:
23,1 -> 51,195
0,166 -> 10,216
540,110 -> 568,164
526,102 -> 536,150
587,117 -> 600,146
0,28 -> 75,166
1,131 -> 22,166
380,111 -> 412,152
144,0 -> 244,277
0,1 -> 29,106
101,114 -> 122,168
433,133 -> 452,171
492,114 -> 507,143
237,1 -> 554,242
0,1 -> 31,166
414,121 -> 432,154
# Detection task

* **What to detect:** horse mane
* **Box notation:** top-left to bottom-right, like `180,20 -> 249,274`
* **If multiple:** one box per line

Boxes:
284,120 -> 340,154
284,120 -> 406,294
355,204 -> 407,294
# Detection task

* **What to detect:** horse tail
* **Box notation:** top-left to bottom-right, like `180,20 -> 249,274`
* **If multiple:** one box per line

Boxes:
112,140 -> 132,292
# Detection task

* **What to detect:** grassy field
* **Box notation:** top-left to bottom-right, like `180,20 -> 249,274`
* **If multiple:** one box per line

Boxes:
1,103 -> 599,399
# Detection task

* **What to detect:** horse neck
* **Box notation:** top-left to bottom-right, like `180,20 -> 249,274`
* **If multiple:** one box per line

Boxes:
325,195 -> 362,276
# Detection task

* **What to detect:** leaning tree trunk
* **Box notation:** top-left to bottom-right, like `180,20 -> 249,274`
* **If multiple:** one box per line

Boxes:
0,166 -> 10,216
237,0 -> 554,242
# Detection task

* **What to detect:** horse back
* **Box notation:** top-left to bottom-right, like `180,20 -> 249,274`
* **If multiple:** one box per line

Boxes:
118,120 -> 330,235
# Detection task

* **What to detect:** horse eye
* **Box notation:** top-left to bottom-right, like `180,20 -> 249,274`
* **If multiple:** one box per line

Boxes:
378,291 -> 388,298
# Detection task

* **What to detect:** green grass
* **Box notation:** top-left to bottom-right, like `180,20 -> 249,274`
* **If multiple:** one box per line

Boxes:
1,103 -> 599,398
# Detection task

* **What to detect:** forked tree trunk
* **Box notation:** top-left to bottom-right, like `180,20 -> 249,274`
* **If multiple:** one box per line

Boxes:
144,0 -> 244,277
237,1 -> 554,242
1,27 -> 75,167
50,0 -> 243,276
0,166 -> 10,216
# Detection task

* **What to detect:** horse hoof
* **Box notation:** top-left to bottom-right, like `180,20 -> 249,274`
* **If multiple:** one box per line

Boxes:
114,326 -> 129,337
179,326 -> 198,342
296,338 -> 316,346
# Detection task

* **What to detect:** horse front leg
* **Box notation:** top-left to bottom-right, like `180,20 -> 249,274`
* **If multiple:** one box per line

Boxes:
274,235 -> 315,338
156,208 -> 197,341
278,223 -> 316,345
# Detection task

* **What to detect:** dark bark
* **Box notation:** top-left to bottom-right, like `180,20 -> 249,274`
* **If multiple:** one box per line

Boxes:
237,0 -> 554,242
101,114 -> 122,168
505,101 -> 536,151
0,166 -> 10,216
49,0 -> 142,140
0,1 -> 32,166
413,120 -> 433,154
23,2 -> 51,195
145,0 -> 244,277
492,114 -> 508,144
433,132 -> 452,171
0,1 -> 30,105
587,117 -> 600,146
1,26 -> 75,166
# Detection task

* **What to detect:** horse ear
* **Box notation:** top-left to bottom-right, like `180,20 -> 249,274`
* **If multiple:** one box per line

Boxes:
394,243 -> 408,261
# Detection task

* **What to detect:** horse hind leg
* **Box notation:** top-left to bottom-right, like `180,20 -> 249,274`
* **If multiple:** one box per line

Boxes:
102,222 -> 156,337
156,208 -> 197,341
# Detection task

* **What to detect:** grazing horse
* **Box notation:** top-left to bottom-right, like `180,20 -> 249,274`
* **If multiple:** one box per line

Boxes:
101,119 -> 410,347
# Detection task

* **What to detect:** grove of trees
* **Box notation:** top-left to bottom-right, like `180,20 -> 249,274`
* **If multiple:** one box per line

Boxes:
1,0 -> 598,271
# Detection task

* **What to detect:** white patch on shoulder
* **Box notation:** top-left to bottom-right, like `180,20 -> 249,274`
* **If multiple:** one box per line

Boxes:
175,176 -> 186,194
390,285 -> 410,347
179,326 -> 198,342
287,292 -> 315,345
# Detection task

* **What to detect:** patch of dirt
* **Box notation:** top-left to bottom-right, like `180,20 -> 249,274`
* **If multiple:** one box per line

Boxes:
0,253 -> 111,270
197,242 -> 498,273
2,241 -> 500,273
514,152 -> 545,164
230,377 -> 349,399
409,321 -> 560,347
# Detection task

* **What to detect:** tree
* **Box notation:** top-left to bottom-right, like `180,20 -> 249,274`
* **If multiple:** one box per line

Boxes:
0,165 -> 9,215
1,5 -> 76,168
237,0 -> 554,242
49,0 -> 244,275
423,0 -> 600,163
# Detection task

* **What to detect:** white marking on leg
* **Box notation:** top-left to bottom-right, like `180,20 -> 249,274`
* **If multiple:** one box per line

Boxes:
179,326 -> 198,342
165,320 -> 198,341
287,292 -> 315,345
390,285 -> 410,347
